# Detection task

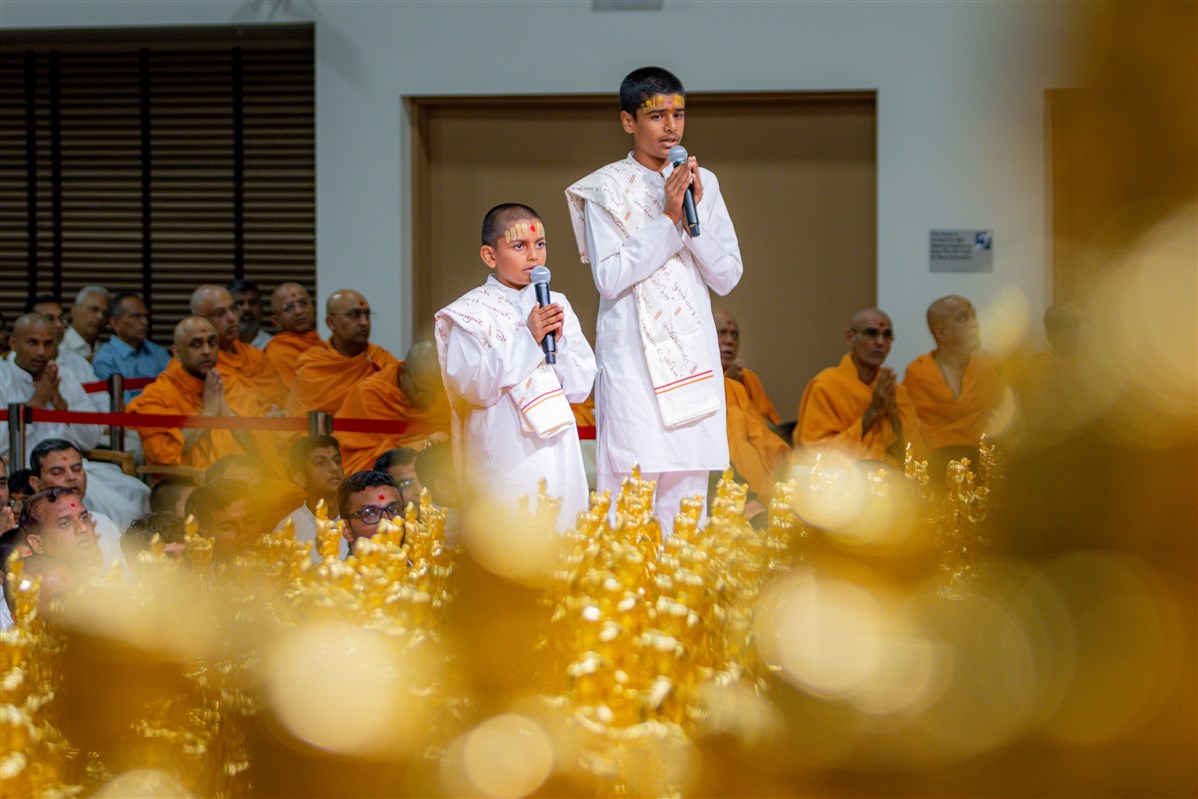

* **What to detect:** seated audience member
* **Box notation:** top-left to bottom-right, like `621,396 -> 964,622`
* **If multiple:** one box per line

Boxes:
63,286 -> 111,363
274,434 -> 347,560
205,455 -> 305,533
715,309 -> 782,426
121,511 -> 187,571
336,340 -> 451,474
150,477 -> 199,518
414,442 -> 462,541
27,295 -> 103,406
0,528 -> 33,630
373,447 -> 424,511
191,284 -> 285,408
92,291 -> 171,403
263,282 -> 322,383
228,278 -> 273,351
2,313 -> 150,512
27,439 -> 130,568
19,486 -> 104,577
286,289 -> 398,416
337,471 -> 403,554
8,469 -> 35,518
184,479 -> 259,562
903,295 -> 1006,478
2,313 -> 105,461
796,308 -> 926,468
128,317 -> 283,473
1,456 -> 15,533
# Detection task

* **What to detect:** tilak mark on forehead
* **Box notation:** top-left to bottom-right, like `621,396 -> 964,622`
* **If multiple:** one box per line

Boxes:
503,221 -> 544,244
639,93 -> 685,114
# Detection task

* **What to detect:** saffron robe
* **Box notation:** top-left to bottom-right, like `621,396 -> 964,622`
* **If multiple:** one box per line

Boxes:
127,359 -> 273,471
739,367 -> 781,426
796,353 -> 926,466
725,378 -> 790,500
264,329 -> 323,384
217,338 -> 287,409
902,351 -> 1006,450
335,360 -> 453,474
286,340 -> 398,416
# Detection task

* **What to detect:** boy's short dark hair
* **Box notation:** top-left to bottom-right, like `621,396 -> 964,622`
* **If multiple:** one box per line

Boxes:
481,203 -> 542,247
185,479 -> 254,530
121,511 -> 186,560
289,434 -> 341,477
337,470 -> 398,520
1,528 -> 26,572
619,66 -> 685,116
8,470 -> 35,498
373,447 -> 418,473
149,477 -> 199,514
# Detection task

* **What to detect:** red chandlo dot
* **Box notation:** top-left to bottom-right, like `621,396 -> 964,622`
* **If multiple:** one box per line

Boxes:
530,224 -> 536,232
379,494 -> 385,501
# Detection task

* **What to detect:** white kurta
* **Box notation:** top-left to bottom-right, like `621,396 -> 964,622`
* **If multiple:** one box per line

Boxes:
273,502 -> 348,562
578,158 -> 743,474
438,276 -> 597,529
0,357 -> 103,464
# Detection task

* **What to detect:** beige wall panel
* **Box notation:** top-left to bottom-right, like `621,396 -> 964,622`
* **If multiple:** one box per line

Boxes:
415,94 -> 875,421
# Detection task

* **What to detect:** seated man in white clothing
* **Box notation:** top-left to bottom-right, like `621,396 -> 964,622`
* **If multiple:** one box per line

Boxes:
273,434 -> 346,561
28,439 -> 127,572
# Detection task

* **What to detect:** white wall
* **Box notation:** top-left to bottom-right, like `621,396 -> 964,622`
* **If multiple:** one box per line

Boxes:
1,0 -> 1080,369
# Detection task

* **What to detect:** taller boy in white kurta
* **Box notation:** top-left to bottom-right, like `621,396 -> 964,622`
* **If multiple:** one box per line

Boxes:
566,66 -> 742,537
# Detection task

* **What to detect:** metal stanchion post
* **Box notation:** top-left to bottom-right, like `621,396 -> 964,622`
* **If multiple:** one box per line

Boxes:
308,411 -> 333,437
109,373 -> 126,451
7,403 -> 29,470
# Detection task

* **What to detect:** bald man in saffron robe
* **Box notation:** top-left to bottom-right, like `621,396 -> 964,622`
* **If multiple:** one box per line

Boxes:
285,289 -> 398,416
796,308 -> 926,467
903,295 -> 1006,475
127,317 -> 278,471
335,340 -> 453,474
263,282 -> 323,383
191,284 -> 286,409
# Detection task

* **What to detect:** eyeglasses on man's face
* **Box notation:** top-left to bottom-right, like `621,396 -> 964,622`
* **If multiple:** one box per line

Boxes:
852,327 -> 895,341
348,501 -> 403,525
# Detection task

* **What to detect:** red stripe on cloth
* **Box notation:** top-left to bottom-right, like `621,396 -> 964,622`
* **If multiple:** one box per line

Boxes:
654,370 -> 714,395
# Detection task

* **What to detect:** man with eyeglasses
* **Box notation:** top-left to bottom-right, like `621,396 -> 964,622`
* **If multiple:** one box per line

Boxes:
190,284 -> 287,410
337,470 -> 404,554
92,291 -> 172,404
285,289 -> 398,417
795,308 -> 926,467
903,295 -> 1006,479
264,283 -> 323,383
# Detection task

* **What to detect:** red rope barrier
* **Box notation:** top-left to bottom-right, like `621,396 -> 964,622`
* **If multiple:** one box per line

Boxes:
81,377 -> 156,393
4,406 -> 599,440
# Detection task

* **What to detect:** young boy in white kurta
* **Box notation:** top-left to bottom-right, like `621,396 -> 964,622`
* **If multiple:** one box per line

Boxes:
435,204 -> 597,531
566,66 -> 743,536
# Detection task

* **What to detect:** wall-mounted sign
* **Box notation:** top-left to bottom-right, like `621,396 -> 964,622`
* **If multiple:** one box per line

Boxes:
930,229 -> 993,272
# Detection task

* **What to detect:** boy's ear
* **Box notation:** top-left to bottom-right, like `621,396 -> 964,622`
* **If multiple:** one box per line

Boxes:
480,244 -> 497,269
620,110 -> 636,134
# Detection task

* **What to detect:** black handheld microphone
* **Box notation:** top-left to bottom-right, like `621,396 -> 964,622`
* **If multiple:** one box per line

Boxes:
530,265 -> 556,364
667,144 -> 700,237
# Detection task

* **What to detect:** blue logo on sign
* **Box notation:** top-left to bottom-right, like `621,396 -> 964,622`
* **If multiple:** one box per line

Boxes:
975,231 -> 993,250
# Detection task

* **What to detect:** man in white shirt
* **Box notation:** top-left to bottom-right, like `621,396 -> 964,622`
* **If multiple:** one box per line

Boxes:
63,285 -> 111,363
273,434 -> 346,561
